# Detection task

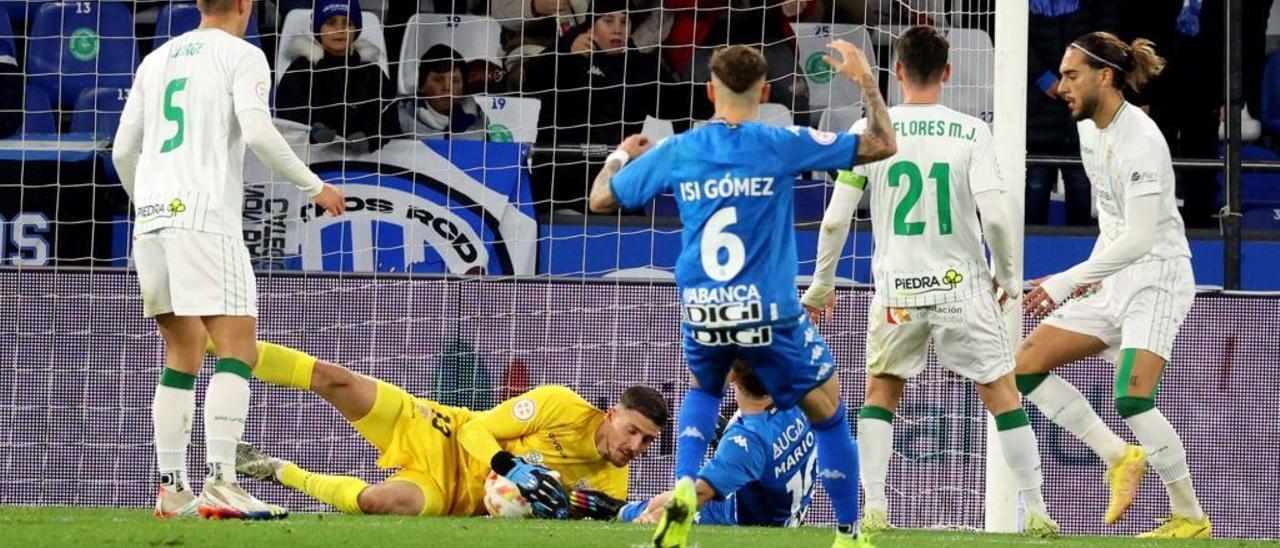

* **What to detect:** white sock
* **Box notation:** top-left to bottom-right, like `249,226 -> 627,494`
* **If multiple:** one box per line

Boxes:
153,382 -> 195,491
204,370 -> 251,482
997,424 -> 1047,514
1124,408 -> 1204,520
857,413 -> 893,513
1026,374 -> 1127,465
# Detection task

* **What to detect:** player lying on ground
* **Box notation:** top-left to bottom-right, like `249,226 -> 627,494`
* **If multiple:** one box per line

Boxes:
618,360 -> 819,528
801,25 -> 1057,538
589,40 -> 896,548
112,0 -> 345,520
230,341 -> 667,518
1017,31 -> 1209,539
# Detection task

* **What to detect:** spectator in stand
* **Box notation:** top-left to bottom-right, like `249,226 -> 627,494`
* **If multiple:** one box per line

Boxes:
275,0 -> 400,153
399,45 -> 490,140
523,0 -> 692,211
1123,0 -> 1272,228
492,0 -> 589,53
664,0 -> 814,123
1025,0 -> 1119,225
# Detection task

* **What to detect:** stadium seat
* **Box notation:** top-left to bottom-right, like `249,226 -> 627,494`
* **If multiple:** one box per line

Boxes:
792,23 -> 875,113
759,103 -> 794,127
276,8 -> 388,83
0,8 -> 14,66
154,1 -> 261,49
20,84 -> 57,134
69,85 -> 127,136
889,27 -> 994,123
1218,145 -> 1280,211
1242,206 -> 1280,229
399,14 -> 502,96
27,1 -> 137,108
0,1 -> 49,26
818,107 -> 861,133
1259,51 -> 1280,134
475,95 -> 540,143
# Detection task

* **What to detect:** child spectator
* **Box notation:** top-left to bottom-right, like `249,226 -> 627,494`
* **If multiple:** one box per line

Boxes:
399,45 -> 490,140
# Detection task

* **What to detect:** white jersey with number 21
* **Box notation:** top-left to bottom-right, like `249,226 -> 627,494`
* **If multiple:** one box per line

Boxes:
849,104 -> 1001,308
119,28 -> 273,239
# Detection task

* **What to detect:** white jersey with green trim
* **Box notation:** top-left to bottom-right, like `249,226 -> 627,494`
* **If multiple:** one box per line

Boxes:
1077,102 -> 1191,262
119,28 -> 273,238
849,104 -> 1001,307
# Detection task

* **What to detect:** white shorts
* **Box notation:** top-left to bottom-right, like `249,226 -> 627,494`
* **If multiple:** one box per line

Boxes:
1042,258 -> 1194,364
133,228 -> 257,318
865,291 -> 1014,384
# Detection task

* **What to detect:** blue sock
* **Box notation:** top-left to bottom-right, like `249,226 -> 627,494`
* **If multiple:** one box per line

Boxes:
674,388 -> 721,480
618,499 -> 647,522
812,404 -> 860,526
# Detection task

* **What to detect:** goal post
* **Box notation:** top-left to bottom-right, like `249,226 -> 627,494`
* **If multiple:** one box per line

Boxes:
986,0 -> 1030,533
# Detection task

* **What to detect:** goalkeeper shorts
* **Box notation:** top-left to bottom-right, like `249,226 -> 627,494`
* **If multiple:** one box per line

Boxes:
1043,257 -> 1194,364
134,228 -> 256,318
864,291 -> 1014,384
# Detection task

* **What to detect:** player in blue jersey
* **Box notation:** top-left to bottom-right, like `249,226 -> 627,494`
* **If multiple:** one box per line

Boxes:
587,42 -> 896,548
617,360 -> 819,528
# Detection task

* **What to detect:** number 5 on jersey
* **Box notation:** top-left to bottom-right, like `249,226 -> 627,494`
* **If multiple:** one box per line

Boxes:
160,77 -> 189,153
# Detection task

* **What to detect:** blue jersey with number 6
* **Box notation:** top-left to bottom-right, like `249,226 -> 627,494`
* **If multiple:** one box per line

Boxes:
699,407 -> 818,526
611,121 -> 860,329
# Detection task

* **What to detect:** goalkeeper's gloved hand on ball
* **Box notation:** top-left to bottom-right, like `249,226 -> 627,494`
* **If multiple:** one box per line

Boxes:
569,488 -> 626,521
492,451 -> 570,519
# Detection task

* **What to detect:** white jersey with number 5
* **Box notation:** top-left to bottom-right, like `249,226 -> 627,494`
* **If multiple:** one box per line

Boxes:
119,28 -> 272,239
849,104 -> 1001,307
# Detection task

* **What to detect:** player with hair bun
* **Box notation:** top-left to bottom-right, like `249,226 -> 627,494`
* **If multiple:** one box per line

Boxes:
1018,31 -> 1209,539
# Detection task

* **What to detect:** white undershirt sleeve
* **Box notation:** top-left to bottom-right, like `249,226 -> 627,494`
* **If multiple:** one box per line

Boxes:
112,72 -> 146,199
805,171 -> 866,305
1039,192 -> 1162,302
973,189 -> 1018,295
238,109 -> 324,197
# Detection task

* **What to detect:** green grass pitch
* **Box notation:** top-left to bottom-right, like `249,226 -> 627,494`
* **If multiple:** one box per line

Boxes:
0,507 -> 1266,547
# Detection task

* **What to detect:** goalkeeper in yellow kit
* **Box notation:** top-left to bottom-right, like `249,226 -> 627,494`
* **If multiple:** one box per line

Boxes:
230,341 -> 668,518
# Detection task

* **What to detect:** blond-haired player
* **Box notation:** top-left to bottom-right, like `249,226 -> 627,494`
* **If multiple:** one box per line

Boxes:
1018,31 -> 1209,539
233,342 -> 667,518
112,0 -> 345,519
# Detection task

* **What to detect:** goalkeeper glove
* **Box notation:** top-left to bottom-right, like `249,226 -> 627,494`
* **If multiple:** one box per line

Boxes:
491,451 -> 570,519
569,488 -> 627,521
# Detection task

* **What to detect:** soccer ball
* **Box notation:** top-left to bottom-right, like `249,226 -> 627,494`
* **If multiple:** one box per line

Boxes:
484,471 -> 532,518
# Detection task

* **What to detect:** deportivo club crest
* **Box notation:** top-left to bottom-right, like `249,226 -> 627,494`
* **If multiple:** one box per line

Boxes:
805,52 -> 833,84
69,28 -> 100,62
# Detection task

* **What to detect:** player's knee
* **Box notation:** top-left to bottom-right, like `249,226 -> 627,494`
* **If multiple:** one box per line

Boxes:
1013,341 -> 1052,374
1114,396 -> 1156,419
357,488 -> 421,516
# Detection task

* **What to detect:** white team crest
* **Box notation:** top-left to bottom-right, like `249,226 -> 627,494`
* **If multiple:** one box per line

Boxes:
679,426 -> 705,440
818,468 -> 847,480
730,435 -> 749,450
512,398 -> 536,422
808,127 -> 837,145
524,450 -> 544,465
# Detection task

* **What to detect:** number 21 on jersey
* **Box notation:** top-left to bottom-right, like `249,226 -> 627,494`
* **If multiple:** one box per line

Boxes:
889,160 -> 951,236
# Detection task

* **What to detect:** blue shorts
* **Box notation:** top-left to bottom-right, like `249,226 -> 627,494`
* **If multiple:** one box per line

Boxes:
682,314 -> 835,410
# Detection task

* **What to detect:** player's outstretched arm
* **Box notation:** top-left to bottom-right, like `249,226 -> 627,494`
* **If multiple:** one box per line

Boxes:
803,172 -> 865,323
238,110 -> 346,217
588,134 -> 653,213
1025,193 -> 1161,316
825,39 -> 896,164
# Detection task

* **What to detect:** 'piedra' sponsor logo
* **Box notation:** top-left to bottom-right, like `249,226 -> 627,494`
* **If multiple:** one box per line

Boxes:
894,268 -> 965,296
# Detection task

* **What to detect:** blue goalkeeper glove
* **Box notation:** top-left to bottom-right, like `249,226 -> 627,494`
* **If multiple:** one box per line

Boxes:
491,451 -> 569,519
1177,0 -> 1201,37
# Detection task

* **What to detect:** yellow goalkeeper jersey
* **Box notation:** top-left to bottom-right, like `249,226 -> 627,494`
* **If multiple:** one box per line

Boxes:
369,383 -> 627,516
